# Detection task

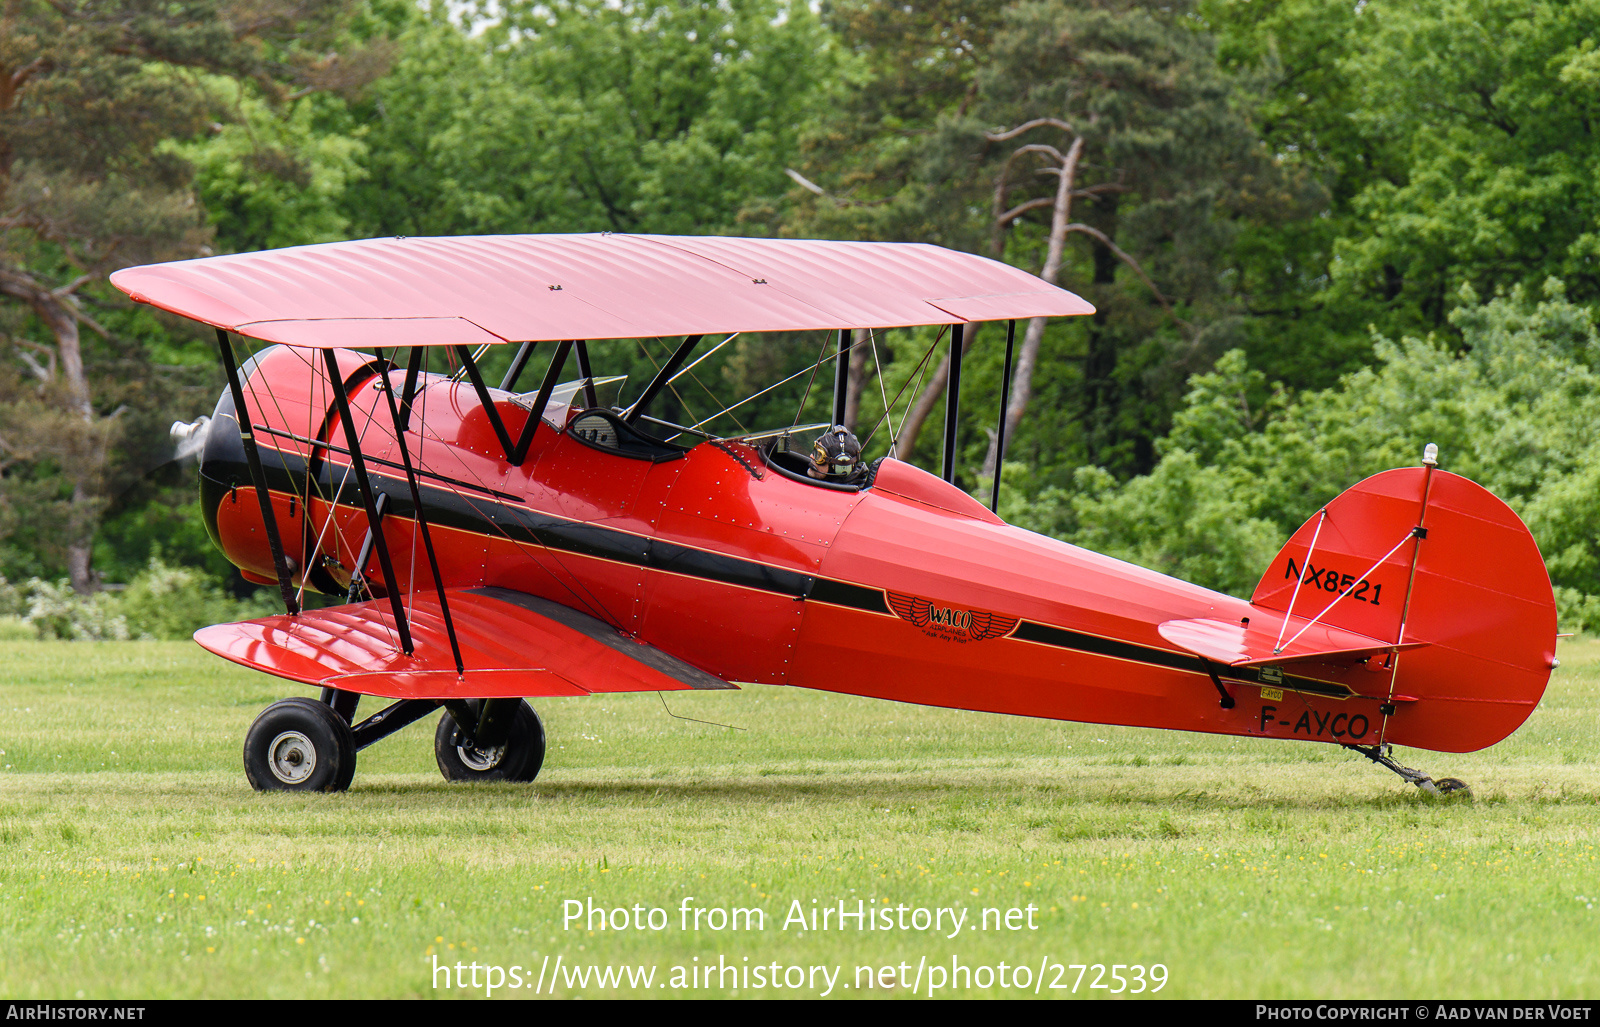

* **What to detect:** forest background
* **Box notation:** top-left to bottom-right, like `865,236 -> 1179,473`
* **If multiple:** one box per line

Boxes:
4,0 -> 1600,639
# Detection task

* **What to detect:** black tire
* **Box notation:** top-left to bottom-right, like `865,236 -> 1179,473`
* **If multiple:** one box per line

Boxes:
244,697 -> 357,792
1434,777 -> 1472,797
435,700 -> 545,783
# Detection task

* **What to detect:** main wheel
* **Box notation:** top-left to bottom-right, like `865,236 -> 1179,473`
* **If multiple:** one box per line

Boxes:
244,697 -> 357,792
435,700 -> 545,783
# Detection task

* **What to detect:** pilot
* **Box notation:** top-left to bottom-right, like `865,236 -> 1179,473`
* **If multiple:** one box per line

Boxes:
808,425 -> 868,485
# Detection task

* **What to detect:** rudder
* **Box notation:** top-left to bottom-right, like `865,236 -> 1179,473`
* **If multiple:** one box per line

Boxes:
1251,462 -> 1557,752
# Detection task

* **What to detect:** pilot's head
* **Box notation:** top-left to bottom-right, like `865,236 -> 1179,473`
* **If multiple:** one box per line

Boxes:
809,425 -> 862,480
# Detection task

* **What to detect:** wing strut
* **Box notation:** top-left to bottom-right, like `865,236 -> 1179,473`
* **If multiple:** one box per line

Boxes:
990,319 -> 1016,512
216,329 -> 300,615
374,346 -> 464,674
323,347 -> 413,655
941,322 -> 965,483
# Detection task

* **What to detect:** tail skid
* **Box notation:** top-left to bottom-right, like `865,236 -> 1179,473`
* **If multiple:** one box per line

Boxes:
1343,742 -> 1472,797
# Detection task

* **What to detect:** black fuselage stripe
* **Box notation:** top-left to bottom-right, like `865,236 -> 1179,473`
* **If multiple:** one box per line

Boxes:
808,577 -> 891,614
1012,621 -> 1207,672
205,444 -> 1350,697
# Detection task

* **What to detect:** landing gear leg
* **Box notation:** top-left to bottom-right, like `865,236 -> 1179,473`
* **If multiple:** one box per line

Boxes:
1343,743 -> 1470,797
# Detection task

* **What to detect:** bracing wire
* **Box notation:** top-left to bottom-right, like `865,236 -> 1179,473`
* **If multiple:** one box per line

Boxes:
670,332 -> 738,384
676,336 -> 749,435
866,328 -> 899,458
862,326 -> 946,451
635,337 -> 703,430
687,347 -> 845,433
791,331 -> 834,427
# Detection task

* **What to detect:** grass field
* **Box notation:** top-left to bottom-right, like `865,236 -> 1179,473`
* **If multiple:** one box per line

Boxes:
2,637 -> 1598,999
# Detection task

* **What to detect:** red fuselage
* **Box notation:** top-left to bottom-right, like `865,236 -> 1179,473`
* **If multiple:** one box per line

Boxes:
198,346 -> 1518,754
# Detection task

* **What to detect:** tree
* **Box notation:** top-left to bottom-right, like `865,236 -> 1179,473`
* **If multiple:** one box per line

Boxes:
784,0 -> 1004,247
1204,0 -> 1600,353
0,0 -> 387,591
1028,283 -> 1600,630
1336,0 -> 1600,325
788,1 -> 1296,484
778,1 -> 1001,464
954,0 -> 1290,478
342,0 -> 839,239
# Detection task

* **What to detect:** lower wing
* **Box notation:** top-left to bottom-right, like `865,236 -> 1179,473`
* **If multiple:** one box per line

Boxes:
195,586 -> 736,698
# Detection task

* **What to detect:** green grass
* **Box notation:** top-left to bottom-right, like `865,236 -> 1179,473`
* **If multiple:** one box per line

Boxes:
2,638 -> 1598,999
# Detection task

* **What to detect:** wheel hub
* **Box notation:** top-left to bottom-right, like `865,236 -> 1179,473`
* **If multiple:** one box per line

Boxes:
456,743 -> 505,772
268,730 -> 317,784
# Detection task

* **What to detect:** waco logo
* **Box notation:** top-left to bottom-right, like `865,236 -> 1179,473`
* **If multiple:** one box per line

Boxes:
886,592 -> 1020,643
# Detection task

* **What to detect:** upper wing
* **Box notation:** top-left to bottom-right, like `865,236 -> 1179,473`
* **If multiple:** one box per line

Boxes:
109,234 -> 1094,347
195,586 -> 736,699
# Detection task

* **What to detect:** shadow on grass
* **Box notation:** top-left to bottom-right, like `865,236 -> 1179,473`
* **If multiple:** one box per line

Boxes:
342,777 -> 1558,813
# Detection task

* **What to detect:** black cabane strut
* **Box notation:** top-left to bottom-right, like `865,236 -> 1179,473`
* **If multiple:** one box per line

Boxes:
574,340 -> 598,408
513,339 -> 574,465
499,340 -> 537,393
398,345 -> 425,431
991,319 -> 1016,512
623,335 -> 704,427
455,344 -> 518,461
345,492 -> 389,603
832,327 -> 851,428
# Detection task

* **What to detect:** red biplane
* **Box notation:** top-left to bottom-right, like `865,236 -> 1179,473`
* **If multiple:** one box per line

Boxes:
109,234 -> 1558,794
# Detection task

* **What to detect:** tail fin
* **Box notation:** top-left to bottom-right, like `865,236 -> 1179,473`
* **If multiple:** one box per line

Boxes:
1249,461 -> 1557,752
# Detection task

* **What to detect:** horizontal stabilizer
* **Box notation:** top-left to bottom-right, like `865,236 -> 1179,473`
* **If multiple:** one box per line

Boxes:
1158,615 -> 1427,669
195,586 -> 736,699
